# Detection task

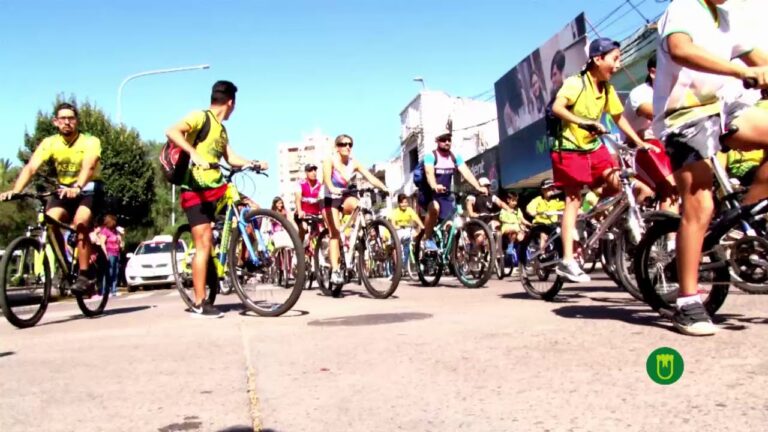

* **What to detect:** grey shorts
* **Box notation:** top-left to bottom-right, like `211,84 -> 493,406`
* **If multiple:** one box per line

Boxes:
662,102 -> 751,171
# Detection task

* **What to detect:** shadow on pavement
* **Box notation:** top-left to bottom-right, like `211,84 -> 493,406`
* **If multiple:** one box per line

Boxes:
714,313 -> 768,331
218,426 -> 257,432
307,312 -> 433,327
241,309 -> 310,318
0,351 -> 15,358
552,303 -> 671,331
588,295 -> 642,306
37,305 -> 153,328
499,291 -> 583,303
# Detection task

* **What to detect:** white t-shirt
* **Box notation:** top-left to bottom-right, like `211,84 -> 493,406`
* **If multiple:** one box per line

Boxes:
652,0 -> 752,138
623,82 -> 655,140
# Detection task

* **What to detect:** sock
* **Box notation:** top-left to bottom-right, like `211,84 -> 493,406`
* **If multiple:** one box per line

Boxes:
676,294 -> 702,308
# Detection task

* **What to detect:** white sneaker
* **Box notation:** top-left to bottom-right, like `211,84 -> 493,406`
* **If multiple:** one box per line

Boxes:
330,270 -> 344,285
556,260 -> 591,283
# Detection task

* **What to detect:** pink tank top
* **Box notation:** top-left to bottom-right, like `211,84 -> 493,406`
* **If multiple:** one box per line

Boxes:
299,179 -> 322,215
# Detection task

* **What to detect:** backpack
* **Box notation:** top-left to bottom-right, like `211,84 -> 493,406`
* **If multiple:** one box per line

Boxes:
544,73 -> 609,148
413,150 -> 457,188
159,111 -> 212,185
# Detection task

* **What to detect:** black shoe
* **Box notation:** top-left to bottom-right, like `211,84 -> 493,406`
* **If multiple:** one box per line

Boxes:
71,275 -> 96,297
673,301 -> 718,336
189,302 -> 224,319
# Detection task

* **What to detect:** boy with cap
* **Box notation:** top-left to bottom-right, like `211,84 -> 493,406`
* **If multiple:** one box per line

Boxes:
550,37 -> 654,283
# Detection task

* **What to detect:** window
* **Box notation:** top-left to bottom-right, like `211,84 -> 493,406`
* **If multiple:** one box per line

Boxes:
408,147 -> 419,173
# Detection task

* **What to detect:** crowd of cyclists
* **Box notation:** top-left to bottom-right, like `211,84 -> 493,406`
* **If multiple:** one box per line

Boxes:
2,0 -> 768,337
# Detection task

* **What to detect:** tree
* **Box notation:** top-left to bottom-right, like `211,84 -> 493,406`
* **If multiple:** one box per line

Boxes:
17,96 -> 156,241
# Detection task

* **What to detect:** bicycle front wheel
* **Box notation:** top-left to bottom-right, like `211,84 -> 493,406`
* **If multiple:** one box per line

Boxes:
358,218 -> 402,299
518,224 -> 564,300
453,219 -> 495,288
229,209 -> 305,316
172,224 -> 217,310
0,236 -> 52,328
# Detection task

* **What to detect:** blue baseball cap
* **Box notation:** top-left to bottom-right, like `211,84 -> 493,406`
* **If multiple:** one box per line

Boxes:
589,38 -> 620,59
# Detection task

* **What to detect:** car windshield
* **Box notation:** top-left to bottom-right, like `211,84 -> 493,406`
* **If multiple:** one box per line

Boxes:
135,241 -> 184,255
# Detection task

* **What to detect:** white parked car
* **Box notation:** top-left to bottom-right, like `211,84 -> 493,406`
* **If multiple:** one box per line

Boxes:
125,235 -> 187,291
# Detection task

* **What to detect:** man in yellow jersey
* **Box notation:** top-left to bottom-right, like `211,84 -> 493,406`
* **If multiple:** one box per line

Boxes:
166,81 -> 268,318
1,103 -> 103,296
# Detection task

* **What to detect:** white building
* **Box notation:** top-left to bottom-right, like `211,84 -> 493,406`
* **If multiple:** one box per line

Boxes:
277,130 -> 332,211
395,90 -> 498,195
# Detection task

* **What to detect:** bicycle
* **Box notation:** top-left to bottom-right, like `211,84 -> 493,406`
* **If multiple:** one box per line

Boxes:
517,133 -> 660,300
0,191 -> 108,328
297,214 -> 324,290
473,212 -> 511,280
413,193 -> 496,288
396,227 -> 419,281
633,119 -> 768,316
171,165 -> 305,317
314,187 -> 402,298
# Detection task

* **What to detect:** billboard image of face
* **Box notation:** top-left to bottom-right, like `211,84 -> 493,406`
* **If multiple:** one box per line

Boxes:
495,13 -> 588,140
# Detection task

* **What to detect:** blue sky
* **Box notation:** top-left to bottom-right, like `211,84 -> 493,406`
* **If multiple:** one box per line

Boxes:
0,0 -> 668,203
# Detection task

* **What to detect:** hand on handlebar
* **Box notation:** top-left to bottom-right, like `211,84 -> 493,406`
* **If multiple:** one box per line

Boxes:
249,160 -> 269,171
742,67 -> 768,89
0,190 -> 15,202
636,141 -> 660,153
190,152 -> 210,169
433,184 -> 447,194
578,121 -> 607,136
58,186 -> 80,199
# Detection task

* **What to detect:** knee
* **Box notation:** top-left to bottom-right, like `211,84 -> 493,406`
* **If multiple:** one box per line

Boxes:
682,196 -> 714,226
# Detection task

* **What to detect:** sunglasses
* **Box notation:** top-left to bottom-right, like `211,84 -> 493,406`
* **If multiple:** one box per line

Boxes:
336,142 -> 353,148
438,137 -> 452,143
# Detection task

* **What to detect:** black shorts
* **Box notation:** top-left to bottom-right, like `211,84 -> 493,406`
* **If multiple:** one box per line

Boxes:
184,201 -> 219,227
46,182 -> 104,218
323,194 -> 354,211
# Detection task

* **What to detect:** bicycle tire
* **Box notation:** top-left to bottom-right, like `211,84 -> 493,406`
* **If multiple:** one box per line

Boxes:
518,224 -> 564,300
230,208 -> 305,316
313,229 -> 335,296
494,233 -> 506,280
75,247 -> 110,317
413,231 -> 443,287
453,219 -> 495,289
171,224 -> 217,310
634,215 -> 730,315
0,236 -> 52,328
358,218 -> 402,299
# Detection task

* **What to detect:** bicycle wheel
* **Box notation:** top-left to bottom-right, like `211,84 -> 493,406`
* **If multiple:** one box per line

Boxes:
634,215 -> 730,315
494,233 -> 506,280
0,236 -> 52,328
613,228 -> 643,301
453,219 -> 495,288
75,248 -> 110,317
171,224 -> 217,310
413,231 -> 443,287
229,208 -> 305,316
518,224 -> 564,300
313,229 -> 335,296
358,218 -> 402,298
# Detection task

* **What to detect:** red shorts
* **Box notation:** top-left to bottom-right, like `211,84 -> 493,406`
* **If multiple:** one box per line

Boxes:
634,139 -> 675,197
551,145 -> 617,189
180,184 -> 228,210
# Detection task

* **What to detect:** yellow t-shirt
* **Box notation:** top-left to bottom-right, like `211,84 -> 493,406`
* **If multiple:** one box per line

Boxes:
33,133 -> 102,186
500,207 -> 524,225
556,73 -> 624,152
390,207 -> 419,229
182,110 -> 228,191
526,196 -> 565,225
727,149 -> 764,178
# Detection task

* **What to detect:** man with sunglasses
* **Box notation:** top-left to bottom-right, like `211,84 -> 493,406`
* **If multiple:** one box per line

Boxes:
294,163 -> 323,242
418,132 -> 487,251
1,102 -> 103,296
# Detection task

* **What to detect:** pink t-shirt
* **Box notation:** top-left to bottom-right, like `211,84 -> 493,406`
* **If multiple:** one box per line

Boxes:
99,227 -> 121,257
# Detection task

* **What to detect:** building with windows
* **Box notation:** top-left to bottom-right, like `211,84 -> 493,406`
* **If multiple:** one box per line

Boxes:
277,130 -> 332,211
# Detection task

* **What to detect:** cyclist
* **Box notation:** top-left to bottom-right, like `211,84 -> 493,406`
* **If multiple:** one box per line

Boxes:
550,37 -> 655,283
526,179 -> 565,252
651,0 -> 768,335
322,134 -> 390,286
418,131 -> 487,252
165,80 -> 267,318
623,55 -> 678,212
293,163 -> 323,242
717,149 -> 765,187
500,191 -> 530,245
390,194 -> 424,267
465,177 -> 514,246
1,102 -> 103,296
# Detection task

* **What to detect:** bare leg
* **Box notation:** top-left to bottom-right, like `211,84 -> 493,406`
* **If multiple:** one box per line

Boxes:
190,222 -> 213,305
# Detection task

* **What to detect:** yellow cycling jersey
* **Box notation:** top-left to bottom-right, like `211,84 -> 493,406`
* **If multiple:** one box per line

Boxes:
499,208 -> 524,225
526,196 -> 565,225
33,133 -> 102,186
182,110 -> 228,191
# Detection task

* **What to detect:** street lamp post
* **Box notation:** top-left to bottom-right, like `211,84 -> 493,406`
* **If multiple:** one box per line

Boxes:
116,64 -> 210,227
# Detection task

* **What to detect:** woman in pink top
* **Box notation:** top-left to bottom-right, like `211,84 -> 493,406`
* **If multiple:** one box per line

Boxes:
97,214 -> 123,296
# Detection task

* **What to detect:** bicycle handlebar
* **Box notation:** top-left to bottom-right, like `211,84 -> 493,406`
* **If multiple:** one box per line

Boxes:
208,163 -> 268,180
744,77 -> 759,90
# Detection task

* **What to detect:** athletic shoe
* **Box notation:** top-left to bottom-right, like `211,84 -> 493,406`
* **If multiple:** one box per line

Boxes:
71,275 -> 96,297
673,302 -> 718,336
330,270 -> 344,285
556,260 -> 591,283
190,302 -> 224,319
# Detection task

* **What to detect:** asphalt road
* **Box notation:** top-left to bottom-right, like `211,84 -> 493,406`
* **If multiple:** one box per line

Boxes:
2,273 -> 768,431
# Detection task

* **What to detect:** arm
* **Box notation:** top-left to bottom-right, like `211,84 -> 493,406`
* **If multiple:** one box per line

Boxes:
552,95 -> 607,134
4,150 -> 46,196
613,114 -> 656,151
493,196 -> 512,212
636,102 -> 653,121
667,33 -> 749,80
456,164 -> 486,193
466,197 -> 478,217
222,144 -> 253,169
294,189 -> 304,219
65,149 -> 100,198
424,164 -> 444,193
412,210 -> 425,230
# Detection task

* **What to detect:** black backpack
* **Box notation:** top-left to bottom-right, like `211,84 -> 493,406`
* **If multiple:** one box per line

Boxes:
159,111 -> 212,185
413,150 -> 457,188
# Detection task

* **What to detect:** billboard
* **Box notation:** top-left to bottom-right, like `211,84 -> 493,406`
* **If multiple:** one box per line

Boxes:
495,13 -> 589,188
495,13 -> 588,140
455,147 -> 500,193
